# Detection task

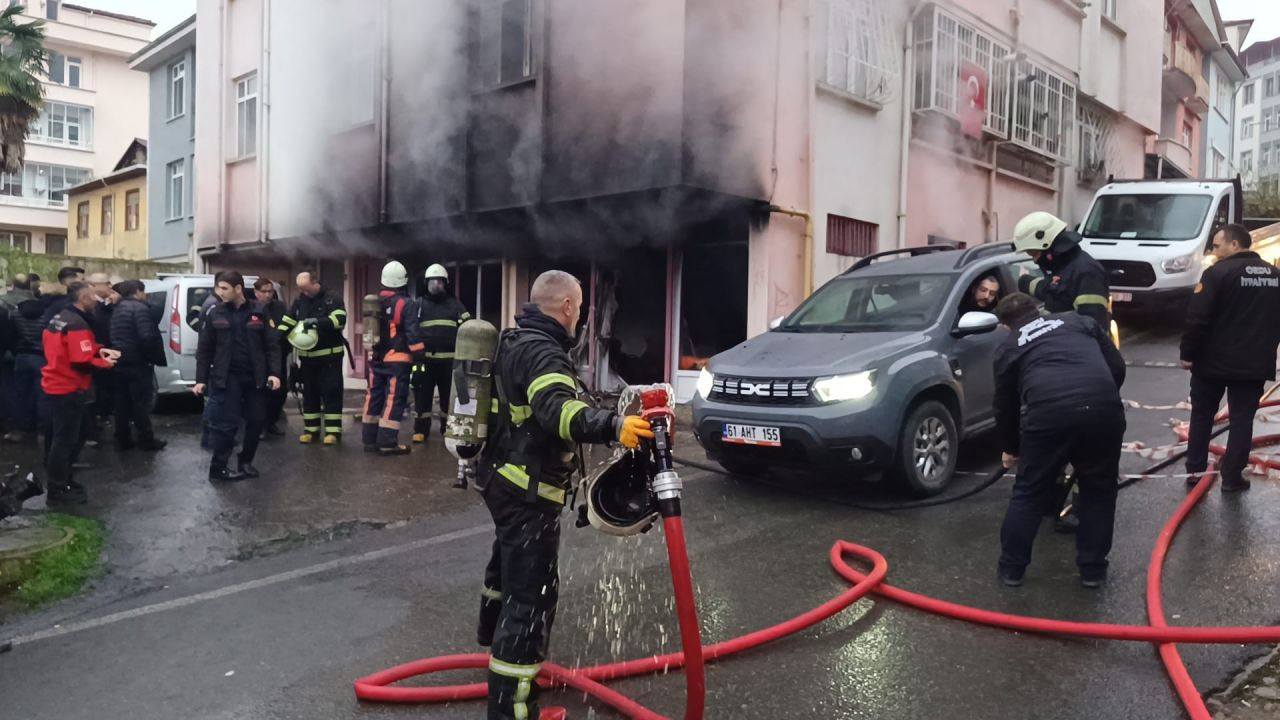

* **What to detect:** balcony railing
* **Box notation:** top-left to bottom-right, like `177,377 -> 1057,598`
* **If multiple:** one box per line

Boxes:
0,194 -> 69,210
1163,37 -> 1209,112
26,133 -> 93,151
1153,137 -> 1193,176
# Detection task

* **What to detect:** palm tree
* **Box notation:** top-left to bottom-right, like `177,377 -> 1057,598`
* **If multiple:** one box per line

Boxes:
0,4 -> 44,175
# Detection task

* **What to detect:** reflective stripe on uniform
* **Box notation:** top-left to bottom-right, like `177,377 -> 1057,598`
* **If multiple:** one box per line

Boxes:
526,373 -> 576,403
1029,277 -> 1043,295
298,346 -> 344,358
303,412 -> 321,431
1074,293 -> 1110,308
514,677 -> 532,720
497,464 -> 566,504
279,315 -> 297,328
323,413 -> 343,432
489,657 -> 542,679
558,400 -> 587,441
329,309 -> 346,328
418,319 -> 459,329
481,586 -> 503,601
426,351 -> 455,360
488,400 -> 531,424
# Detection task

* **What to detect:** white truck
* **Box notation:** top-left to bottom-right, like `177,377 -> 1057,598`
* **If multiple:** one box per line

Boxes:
1077,177 -> 1244,311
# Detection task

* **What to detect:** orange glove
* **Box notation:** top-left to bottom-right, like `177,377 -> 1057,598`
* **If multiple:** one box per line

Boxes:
618,416 -> 654,449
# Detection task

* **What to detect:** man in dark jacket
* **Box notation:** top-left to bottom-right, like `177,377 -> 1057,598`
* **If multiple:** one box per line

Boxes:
1013,211 -> 1111,331
411,264 -> 470,444
278,271 -> 347,444
39,266 -> 86,325
110,280 -> 167,451
992,293 -> 1126,589
193,271 -> 282,482
7,276 -> 46,444
476,270 -> 653,720
1180,224 -> 1280,493
41,282 -> 119,504
86,272 -> 117,444
254,278 -> 290,438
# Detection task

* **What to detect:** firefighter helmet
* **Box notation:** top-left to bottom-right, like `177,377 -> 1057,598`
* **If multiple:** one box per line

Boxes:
424,264 -> 449,282
1012,211 -> 1069,253
287,323 -> 319,351
381,261 -> 408,289
581,451 -> 659,537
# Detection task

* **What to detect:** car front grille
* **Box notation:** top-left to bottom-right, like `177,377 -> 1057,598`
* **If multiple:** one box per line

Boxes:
1100,260 -> 1156,288
710,375 -> 816,406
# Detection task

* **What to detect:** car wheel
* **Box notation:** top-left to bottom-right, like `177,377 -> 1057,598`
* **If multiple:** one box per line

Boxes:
718,459 -> 768,477
895,400 -> 958,497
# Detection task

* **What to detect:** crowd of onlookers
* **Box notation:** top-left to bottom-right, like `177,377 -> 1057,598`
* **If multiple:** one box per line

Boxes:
0,266 -> 169,504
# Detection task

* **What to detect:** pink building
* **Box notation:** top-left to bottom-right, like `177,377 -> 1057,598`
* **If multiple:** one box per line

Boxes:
195,0 -> 1165,398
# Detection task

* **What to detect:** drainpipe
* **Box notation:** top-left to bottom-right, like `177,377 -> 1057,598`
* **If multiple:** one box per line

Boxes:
897,2 -> 932,250
377,1 -> 390,225
259,0 -> 271,243
217,0 -> 227,246
769,205 -> 814,297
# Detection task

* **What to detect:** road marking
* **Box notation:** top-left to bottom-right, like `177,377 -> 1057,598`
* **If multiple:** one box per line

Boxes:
4,523 -> 490,649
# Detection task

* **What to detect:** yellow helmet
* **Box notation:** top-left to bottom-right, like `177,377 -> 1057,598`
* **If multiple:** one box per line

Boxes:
287,323 -> 319,351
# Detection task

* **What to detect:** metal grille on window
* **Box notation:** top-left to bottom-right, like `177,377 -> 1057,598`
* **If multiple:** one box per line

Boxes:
820,0 -> 899,106
1010,60 -> 1075,161
912,6 -> 1011,137
826,214 -> 878,257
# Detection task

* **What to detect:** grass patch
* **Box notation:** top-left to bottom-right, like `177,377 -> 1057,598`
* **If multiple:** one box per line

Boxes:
12,513 -> 105,608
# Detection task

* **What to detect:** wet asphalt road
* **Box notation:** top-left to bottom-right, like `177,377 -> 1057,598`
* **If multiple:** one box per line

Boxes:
2,321 -> 1280,720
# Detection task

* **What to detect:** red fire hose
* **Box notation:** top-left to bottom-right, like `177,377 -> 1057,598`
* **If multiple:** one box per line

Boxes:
355,410 -> 1280,719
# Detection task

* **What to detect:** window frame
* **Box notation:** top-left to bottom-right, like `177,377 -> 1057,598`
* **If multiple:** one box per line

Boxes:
1102,0 -> 1118,21
234,73 -> 258,159
33,101 -> 93,148
125,188 -> 140,231
1242,116 -> 1254,139
1240,150 -> 1253,175
166,160 -> 185,220
0,231 -> 30,251
100,193 -> 113,235
1243,82 -> 1255,105
76,200 -> 89,238
168,60 -> 186,120
819,0 -> 899,107
45,234 -> 66,255
45,0 -> 57,21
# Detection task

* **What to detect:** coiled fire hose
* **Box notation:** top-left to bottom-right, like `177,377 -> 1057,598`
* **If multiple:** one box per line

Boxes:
355,396 -> 1280,720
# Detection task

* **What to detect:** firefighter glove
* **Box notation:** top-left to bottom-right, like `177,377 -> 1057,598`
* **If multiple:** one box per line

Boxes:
302,317 -> 319,330
617,415 -> 654,450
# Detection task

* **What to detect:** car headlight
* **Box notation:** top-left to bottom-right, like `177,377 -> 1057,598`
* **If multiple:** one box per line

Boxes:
813,371 -> 875,403
696,368 -> 715,400
1162,253 -> 1197,274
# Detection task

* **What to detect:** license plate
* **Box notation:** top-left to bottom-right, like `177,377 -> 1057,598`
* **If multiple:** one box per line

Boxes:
1111,292 -> 1132,303
722,423 -> 781,447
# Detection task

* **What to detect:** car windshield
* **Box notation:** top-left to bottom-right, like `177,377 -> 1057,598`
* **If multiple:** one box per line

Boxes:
1082,193 -> 1212,241
778,273 -> 952,332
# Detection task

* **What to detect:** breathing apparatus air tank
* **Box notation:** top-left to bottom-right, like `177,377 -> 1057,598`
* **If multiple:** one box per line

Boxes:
445,319 -> 499,461
361,294 -> 381,351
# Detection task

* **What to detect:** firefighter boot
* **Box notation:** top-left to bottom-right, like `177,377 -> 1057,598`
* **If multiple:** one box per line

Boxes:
412,413 -> 430,444
323,434 -> 339,446
299,433 -> 314,445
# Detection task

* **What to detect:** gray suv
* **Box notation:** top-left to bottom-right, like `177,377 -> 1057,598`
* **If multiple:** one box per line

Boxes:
691,243 -> 1041,496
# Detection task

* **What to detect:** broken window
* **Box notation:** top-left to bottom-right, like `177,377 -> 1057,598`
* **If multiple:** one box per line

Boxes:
474,0 -> 534,89
679,240 -> 747,372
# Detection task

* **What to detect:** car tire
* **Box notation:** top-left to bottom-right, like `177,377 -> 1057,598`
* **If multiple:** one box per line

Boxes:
717,459 -> 768,478
895,400 -> 958,497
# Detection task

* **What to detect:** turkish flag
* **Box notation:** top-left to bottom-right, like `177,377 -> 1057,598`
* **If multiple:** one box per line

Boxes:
959,60 -> 988,139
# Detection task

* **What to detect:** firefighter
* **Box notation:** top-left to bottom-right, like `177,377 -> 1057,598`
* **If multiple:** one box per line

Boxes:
992,293 -> 1126,589
1013,211 -> 1111,331
361,261 -> 417,455
476,270 -> 653,720
411,264 -> 471,444
1180,224 -> 1280,493
279,271 -> 348,445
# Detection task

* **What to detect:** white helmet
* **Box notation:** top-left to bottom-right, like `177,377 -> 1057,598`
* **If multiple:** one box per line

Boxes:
381,260 -> 408,288
424,264 -> 449,282
1012,211 -> 1068,253
579,451 -> 659,537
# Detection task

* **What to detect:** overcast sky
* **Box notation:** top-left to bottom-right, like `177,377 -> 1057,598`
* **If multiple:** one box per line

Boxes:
1217,0 -> 1279,49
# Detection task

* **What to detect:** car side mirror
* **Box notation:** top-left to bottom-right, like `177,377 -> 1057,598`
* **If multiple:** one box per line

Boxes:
769,316 -> 784,330
953,311 -> 999,337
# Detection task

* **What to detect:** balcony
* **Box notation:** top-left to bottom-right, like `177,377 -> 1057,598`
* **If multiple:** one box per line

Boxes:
1163,36 -> 1209,115
0,193 -> 68,210
1152,137 -> 1192,177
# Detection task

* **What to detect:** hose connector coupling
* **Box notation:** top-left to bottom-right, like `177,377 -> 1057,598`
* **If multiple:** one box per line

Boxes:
652,468 -> 683,501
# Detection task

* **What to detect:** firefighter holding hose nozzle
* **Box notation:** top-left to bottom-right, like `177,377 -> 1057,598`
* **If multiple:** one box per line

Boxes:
471,270 -> 652,720
992,293 -> 1126,590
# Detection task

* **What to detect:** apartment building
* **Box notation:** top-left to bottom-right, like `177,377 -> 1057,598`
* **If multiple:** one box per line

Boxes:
195,0 -> 1165,400
128,14 -> 196,263
1240,35 -> 1280,196
0,0 -> 151,255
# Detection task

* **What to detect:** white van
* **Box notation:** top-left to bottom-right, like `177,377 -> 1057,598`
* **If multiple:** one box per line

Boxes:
1077,178 -> 1243,310
142,274 -> 259,395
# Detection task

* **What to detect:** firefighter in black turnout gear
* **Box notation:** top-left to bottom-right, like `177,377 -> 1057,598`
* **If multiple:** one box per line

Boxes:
1013,211 -> 1112,332
1180,224 -> 1280,493
476,270 -> 653,720
361,261 -> 418,455
279,271 -> 348,445
411,264 -> 470,443
992,293 -> 1126,589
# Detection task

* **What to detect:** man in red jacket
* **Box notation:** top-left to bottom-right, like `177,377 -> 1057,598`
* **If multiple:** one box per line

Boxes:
41,282 -> 119,504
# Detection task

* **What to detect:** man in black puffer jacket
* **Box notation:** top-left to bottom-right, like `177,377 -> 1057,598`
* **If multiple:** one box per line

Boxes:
110,280 -> 168,451
8,279 -> 47,443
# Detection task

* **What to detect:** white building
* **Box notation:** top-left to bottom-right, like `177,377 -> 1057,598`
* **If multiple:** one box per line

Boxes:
0,1 -> 152,255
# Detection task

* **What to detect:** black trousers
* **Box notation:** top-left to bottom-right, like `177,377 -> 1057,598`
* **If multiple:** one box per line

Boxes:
113,364 -> 157,444
41,391 -> 90,490
93,371 -> 115,421
362,361 -> 411,448
265,363 -> 288,428
412,359 -> 453,436
1000,407 -> 1125,576
208,373 -> 265,471
300,355 -> 345,437
1186,374 -> 1263,485
478,484 -> 561,720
